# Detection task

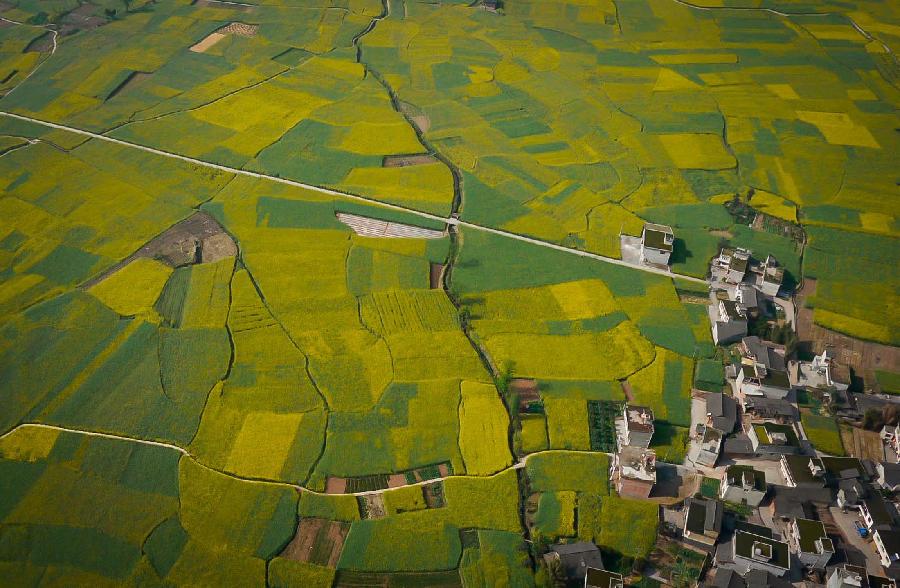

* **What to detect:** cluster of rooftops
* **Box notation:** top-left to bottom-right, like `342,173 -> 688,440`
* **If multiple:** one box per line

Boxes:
544,226 -> 899,587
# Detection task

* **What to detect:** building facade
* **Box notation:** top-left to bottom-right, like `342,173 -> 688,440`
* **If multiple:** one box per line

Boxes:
720,465 -> 767,507
639,223 -> 674,266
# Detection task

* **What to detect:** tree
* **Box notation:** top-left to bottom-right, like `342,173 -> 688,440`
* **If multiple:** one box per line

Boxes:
546,557 -> 566,588
883,404 -> 900,427
863,408 -> 884,431
458,307 -> 471,330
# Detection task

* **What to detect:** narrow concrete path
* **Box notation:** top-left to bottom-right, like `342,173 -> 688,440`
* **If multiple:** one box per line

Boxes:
0,111 -> 707,285
0,422 -> 610,498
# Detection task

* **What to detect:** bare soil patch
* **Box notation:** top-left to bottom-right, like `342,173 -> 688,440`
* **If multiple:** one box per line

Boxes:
387,474 -> 406,488
840,424 -> 884,462
620,380 -> 635,402
325,476 -> 347,494
59,4 -> 106,36
358,494 -> 386,519
280,517 -> 350,567
190,31 -> 226,53
511,378 -> 542,413
201,232 -> 238,263
429,262 -> 444,289
424,482 -> 446,509
81,211 -> 236,288
24,32 -> 54,53
398,101 -> 430,133
796,278 -> 899,386
383,154 -> 437,168
650,464 -> 699,505
190,22 -> 259,52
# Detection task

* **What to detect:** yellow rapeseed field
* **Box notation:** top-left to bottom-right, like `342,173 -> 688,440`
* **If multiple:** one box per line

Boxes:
458,381 -> 513,475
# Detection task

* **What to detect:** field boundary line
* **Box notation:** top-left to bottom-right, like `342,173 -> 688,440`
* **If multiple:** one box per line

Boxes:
0,18 -> 58,98
0,422 -> 614,497
668,0 -> 897,64
0,111 -> 706,285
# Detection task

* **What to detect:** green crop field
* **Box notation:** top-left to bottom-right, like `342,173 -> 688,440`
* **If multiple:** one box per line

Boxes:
0,0 -> 897,583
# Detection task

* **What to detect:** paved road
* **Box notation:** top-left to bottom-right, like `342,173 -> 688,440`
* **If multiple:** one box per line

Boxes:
0,111 -> 707,285
830,506 -> 886,576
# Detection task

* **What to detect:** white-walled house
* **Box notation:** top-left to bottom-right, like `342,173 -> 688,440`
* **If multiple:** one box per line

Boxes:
720,465 -> 767,507
711,300 -> 748,345
873,529 -> 900,570
755,254 -> 785,297
714,247 -> 751,284
737,336 -> 791,400
788,518 -> 834,570
639,223 -> 674,266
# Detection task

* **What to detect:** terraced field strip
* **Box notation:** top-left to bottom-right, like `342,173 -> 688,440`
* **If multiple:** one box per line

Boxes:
0,422 -> 612,497
0,111 -> 707,285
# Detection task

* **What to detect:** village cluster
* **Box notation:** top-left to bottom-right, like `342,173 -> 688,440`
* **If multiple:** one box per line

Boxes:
547,224 -> 900,588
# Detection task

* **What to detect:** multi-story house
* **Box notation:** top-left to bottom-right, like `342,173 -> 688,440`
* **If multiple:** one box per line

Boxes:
613,446 -> 656,499
711,299 -> 748,346
720,465 -> 767,507
683,497 -> 723,547
619,405 -> 654,449
873,529 -> 900,571
788,518 -> 834,570
781,455 -> 826,488
722,526 -> 791,578
714,247 -> 751,284
639,223 -> 674,266
749,422 -> 803,455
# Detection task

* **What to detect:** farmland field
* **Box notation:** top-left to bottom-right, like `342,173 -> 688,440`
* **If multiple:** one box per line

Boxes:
0,0 -> 897,584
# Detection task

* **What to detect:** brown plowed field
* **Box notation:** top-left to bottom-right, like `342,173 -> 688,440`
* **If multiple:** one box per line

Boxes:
280,518 -> 350,567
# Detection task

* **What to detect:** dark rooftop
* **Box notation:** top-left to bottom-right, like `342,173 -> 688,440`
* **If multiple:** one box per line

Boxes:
874,529 -> 900,558
585,567 -> 624,588
707,392 -> 737,433
643,223 -> 674,252
722,300 -> 747,321
742,336 -> 786,372
724,435 -> 754,455
685,497 -> 723,536
725,465 -> 766,492
743,396 -> 795,419
821,457 -> 866,481
879,461 -> 900,487
794,518 -> 832,554
734,529 -> 790,570
863,496 -> 893,526
549,542 -> 605,581
781,454 -> 825,485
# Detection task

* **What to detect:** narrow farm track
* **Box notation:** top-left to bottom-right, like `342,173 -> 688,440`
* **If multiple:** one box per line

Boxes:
0,422 -> 610,497
0,111 -> 707,285
0,18 -> 58,98
668,0 -> 899,66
